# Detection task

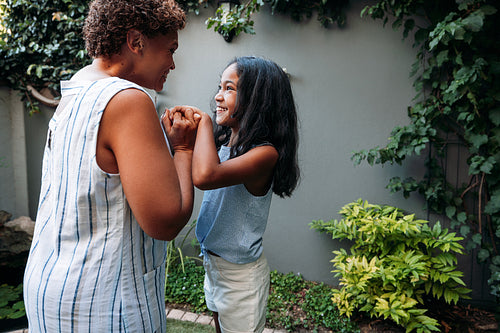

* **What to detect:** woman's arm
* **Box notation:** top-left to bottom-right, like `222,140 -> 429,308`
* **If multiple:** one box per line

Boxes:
97,89 -> 197,240
191,110 -> 278,196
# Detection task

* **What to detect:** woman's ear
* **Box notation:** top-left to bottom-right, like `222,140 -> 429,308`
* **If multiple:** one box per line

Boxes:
127,29 -> 145,54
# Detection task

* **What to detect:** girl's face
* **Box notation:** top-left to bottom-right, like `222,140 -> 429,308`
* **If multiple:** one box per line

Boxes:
215,64 -> 239,129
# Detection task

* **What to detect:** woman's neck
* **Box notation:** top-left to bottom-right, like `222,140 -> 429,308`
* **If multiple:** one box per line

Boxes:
72,58 -> 129,82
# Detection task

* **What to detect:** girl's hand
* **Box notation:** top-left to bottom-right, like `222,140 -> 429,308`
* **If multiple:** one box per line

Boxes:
162,106 -> 201,153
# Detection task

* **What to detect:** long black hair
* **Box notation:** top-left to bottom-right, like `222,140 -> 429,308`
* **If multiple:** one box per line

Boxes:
213,56 -> 300,197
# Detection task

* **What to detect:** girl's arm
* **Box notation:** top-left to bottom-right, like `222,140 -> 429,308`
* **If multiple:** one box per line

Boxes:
191,110 -> 278,196
97,89 -> 197,241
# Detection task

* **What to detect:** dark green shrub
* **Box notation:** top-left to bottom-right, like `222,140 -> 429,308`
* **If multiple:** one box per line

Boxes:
165,259 -> 208,314
0,0 -> 91,114
267,270 -> 359,332
0,284 -> 25,320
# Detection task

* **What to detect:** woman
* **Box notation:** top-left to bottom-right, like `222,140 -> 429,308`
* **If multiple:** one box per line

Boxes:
23,0 -> 196,332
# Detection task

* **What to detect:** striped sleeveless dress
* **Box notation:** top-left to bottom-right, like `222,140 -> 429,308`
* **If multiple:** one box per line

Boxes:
23,77 -> 167,333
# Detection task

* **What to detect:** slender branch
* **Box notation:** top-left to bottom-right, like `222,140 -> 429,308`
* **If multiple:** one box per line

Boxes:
27,84 -> 59,108
478,172 -> 484,234
461,175 -> 478,233
486,214 -> 498,255
461,175 -> 480,199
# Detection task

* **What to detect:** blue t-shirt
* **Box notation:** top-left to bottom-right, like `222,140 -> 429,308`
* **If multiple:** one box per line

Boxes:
196,145 -> 273,264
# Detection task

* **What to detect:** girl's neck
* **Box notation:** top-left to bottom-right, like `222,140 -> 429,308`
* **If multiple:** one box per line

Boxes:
228,130 -> 239,147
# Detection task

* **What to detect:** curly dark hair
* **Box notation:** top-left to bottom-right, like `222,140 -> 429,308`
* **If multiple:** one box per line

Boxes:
83,0 -> 186,58
213,56 -> 300,198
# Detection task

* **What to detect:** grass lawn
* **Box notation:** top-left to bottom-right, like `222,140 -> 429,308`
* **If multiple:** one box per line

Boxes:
166,318 -> 215,333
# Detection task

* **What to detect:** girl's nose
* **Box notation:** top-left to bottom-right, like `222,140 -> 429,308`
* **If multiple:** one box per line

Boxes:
215,91 -> 223,101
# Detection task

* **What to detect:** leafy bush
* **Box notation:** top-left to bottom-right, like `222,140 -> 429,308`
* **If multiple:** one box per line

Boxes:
267,270 -> 359,332
165,259 -> 208,314
311,199 -> 471,333
0,283 -> 25,320
266,270 -> 306,330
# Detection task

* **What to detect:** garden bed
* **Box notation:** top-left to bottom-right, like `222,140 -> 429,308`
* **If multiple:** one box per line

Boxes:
166,263 -> 499,333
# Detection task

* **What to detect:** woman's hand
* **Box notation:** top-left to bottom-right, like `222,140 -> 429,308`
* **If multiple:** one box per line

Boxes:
162,106 -> 201,153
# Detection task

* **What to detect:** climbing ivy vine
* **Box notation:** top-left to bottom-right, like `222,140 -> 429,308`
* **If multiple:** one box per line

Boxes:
0,0 -> 499,302
352,0 -> 500,301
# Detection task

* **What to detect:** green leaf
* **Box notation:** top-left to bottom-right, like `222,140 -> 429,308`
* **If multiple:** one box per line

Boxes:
478,249 -> 490,262
36,65 -> 43,78
469,134 -> 488,150
480,5 -> 498,16
459,225 -> 470,237
456,212 -> 467,223
480,157 -> 495,174
490,108 -> 500,126
485,194 -> 500,214
471,233 -> 482,245
436,50 -> 449,67
462,12 -> 484,32
445,206 -> 456,219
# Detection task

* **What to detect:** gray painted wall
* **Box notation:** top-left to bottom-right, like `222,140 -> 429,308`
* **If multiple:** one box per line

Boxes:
157,0 -> 427,285
0,87 -> 29,218
6,0 -> 467,290
0,88 -> 15,215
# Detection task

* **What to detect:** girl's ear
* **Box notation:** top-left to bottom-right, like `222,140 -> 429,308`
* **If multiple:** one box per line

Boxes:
127,29 -> 145,55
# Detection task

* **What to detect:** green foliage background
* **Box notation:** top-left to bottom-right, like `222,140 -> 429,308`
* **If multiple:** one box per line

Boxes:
0,0 -> 349,113
0,0 -> 90,114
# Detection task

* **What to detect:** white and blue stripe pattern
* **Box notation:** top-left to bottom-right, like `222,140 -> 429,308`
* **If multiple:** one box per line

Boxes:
23,77 -> 167,333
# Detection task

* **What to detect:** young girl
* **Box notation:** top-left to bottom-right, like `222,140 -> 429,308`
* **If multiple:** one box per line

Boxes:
176,56 -> 299,333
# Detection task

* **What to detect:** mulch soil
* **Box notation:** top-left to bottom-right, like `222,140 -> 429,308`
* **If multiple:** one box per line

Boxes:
353,302 -> 498,333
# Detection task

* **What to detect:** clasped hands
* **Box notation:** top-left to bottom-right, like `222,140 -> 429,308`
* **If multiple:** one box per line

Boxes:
161,105 -> 205,153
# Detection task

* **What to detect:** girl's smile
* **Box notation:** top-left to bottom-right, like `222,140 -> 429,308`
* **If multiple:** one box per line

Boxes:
214,64 -> 239,130
216,106 -> 229,114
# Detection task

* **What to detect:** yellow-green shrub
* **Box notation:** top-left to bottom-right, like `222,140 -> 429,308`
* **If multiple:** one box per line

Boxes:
311,199 -> 471,333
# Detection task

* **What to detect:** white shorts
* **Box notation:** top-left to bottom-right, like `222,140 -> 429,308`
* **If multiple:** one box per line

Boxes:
203,252 -> 270,333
